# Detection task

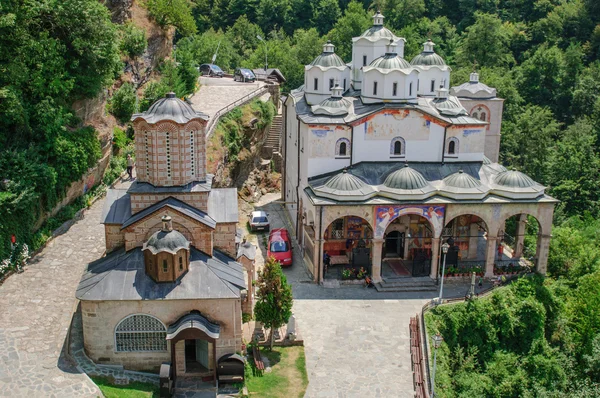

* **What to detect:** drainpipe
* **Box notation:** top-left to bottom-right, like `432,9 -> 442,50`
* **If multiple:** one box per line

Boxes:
318,205 -> 324,283
441,125 -> 448,165
349,125 -> 354,167
295,118 -> 301,239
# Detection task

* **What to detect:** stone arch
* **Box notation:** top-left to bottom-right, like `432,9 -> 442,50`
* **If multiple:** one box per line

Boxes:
374,205 -> 444,239
469,104 -> 491,129
498,210 -> 549,237
444,206 -> 495,237
390,137 -> 406,156
446,136 -> 459,155
155,121 -> 180,134
335,138 -> 350,157
322,207 -> 375,233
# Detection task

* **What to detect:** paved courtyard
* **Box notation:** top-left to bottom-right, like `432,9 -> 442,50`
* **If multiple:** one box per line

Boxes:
253,198 -> 479,398
0,200 -> 105,397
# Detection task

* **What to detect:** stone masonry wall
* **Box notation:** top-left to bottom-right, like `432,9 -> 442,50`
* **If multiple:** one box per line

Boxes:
214,223 -> 237,258
81,298 -> 242,373
123,209 -> 213,255
105,224 -> 125,253
129,192 -> 209,214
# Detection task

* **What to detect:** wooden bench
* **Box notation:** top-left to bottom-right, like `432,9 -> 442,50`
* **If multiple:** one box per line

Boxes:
252,345 -> 265,375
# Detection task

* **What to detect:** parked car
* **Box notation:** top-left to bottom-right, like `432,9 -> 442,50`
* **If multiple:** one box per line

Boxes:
249,210 -> 269,232
234,68 -> 256,82
267,228 -> 293,267
199,64 -> 224,77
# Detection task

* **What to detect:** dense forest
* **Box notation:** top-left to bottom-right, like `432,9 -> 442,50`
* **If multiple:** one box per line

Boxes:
1,0 -> 600,393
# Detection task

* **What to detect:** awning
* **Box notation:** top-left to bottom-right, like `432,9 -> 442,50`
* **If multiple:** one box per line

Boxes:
166,312 -> 220,340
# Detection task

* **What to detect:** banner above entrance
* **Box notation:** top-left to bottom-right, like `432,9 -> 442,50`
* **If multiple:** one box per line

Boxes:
374,205 -> 445,238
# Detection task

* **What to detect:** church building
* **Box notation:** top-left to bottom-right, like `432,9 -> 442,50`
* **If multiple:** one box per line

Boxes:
76,93 -> 247,380
283,12 -> 557,285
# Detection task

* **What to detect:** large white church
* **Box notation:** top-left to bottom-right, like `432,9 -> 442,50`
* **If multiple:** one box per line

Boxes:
283,11 -> 556,286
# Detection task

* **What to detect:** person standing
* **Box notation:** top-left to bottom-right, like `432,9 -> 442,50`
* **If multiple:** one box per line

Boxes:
126,154 -> 134,180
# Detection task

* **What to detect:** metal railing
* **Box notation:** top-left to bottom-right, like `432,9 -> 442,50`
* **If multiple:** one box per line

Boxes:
205,84 -> 271,138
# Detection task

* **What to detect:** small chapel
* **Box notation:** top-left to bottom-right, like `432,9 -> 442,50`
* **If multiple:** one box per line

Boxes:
283,11 -> 557,285
76,93 -> 251,379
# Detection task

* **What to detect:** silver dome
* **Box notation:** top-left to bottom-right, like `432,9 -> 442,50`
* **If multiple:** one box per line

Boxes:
443,170 -> 482,189
383,164 -> 429,190
132,92 -> 209,124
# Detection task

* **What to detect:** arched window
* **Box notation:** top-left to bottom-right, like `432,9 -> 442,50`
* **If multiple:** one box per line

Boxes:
472,112 -> 478,119
115,314 -> 167,352
390,137 -> 406,156
446,137 -> 459,156
480,112 -> 486,121
409,82 -> 413,96
335,138 -> 350,157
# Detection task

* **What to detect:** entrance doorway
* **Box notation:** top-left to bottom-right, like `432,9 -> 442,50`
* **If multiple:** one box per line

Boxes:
185,339 -> 210,374
384,231 -> 404,258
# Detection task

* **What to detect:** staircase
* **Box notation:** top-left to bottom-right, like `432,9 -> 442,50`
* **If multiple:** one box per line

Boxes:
264,115 -> 283,155
375,276 -> 437,292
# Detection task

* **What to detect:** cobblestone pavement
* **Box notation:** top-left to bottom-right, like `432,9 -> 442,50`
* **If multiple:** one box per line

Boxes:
252,196 -> 482,398
0,200 -> 107,397
190,77 -> 266,120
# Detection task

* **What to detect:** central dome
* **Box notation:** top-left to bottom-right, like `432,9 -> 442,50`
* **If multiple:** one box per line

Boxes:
324,170 -> 367,191
369,54 -> 411,70
495,169 -> 536,188
143,216 -> 190,254
443,170 -> 482,189
383,164 -> 429,190
132,92 -> 208,124
410,40 -> 446,66
309,41 -> 346,68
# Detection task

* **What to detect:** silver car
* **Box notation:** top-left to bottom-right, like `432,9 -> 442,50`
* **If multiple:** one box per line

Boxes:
249,210 -> 270,232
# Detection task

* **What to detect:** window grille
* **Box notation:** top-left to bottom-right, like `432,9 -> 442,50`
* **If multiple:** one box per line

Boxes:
190,131 -> 195,176
166,132 -> 171,178
115,315 -> 167,352
330,219 -> 344,239
162,259 -> 168,273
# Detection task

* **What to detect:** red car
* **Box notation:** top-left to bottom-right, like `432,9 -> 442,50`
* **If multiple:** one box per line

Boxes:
267,228 -> 293,267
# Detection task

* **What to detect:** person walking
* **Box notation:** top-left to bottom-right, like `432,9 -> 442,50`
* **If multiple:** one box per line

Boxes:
126,154 -> 134,180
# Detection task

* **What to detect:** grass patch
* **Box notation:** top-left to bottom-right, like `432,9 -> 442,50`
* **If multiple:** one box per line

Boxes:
245,346 -> 308,398
90,376 -> 159,398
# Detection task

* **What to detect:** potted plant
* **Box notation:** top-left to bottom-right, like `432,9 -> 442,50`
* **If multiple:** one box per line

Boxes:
341,268 -> 354,280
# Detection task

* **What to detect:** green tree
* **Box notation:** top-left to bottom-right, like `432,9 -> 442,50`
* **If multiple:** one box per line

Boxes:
254,257 -> 293,350
547,119 -> 600,217
312,0 -> 342,35
382,0 -> 426,30
119,23 -> 146,60
226,16 -> 264,58
327,0 -> 371,61
108,83 -> 138,123
501,105 -> 560,182
457,12 -> 515,68
145,0 -> 197,36
257,0 -> 290,34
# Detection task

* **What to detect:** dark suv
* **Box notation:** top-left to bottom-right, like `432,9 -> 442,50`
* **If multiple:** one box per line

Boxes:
199,64 -> 224,77
234,68 -> 256,82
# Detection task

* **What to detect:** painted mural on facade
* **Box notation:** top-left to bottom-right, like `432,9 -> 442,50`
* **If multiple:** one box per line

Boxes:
374,205 -> 445,238
362,110 -> 432,141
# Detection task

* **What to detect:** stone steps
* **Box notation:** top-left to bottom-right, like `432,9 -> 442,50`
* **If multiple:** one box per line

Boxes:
375,277 -> 437,292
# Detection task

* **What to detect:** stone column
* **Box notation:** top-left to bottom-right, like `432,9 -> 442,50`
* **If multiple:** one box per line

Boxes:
536,234 -> 551,275
485,236 -> 498,277
175,340 -> 186,376
429,237 -> 441,280
514,214 -> 527,257
371,238 -> 384,283
468,223 -> 479,259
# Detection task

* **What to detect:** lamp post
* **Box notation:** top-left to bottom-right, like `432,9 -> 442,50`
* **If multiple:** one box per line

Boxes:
438,241 -> 450,304
431,333 -> 443,397
256,35 -> 268,71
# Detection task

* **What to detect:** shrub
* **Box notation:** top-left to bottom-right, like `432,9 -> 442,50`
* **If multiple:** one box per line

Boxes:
109,83 -> 137,123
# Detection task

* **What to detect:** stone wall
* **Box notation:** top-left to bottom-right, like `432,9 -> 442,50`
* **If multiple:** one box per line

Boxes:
214,223 -> 237,258
105,224 -> 125,253
130,191 -> 209,214
123,208 -> 213,255
81,298 -> 242,373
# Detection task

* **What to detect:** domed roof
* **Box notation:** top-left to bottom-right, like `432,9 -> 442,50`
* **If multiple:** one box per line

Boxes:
443,170 -> 482,189
450,72 -> 497,99
359,11 -> 398,41
495,169 -> 536,188
309,41 -> 346,68
383,164 -> 429,190
369,54 -> 412,70
131,93 -> 209,124
432,96 -> 468,117
311,86 -> 354,116
324,170 -> 368,191
410,40 -> 446,66
143,216 -> 190,255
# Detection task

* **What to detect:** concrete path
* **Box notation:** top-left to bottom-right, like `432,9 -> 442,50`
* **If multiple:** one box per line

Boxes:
189,77 -> 267,120
0,200 -> 106,397
251,196 -> 481,398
